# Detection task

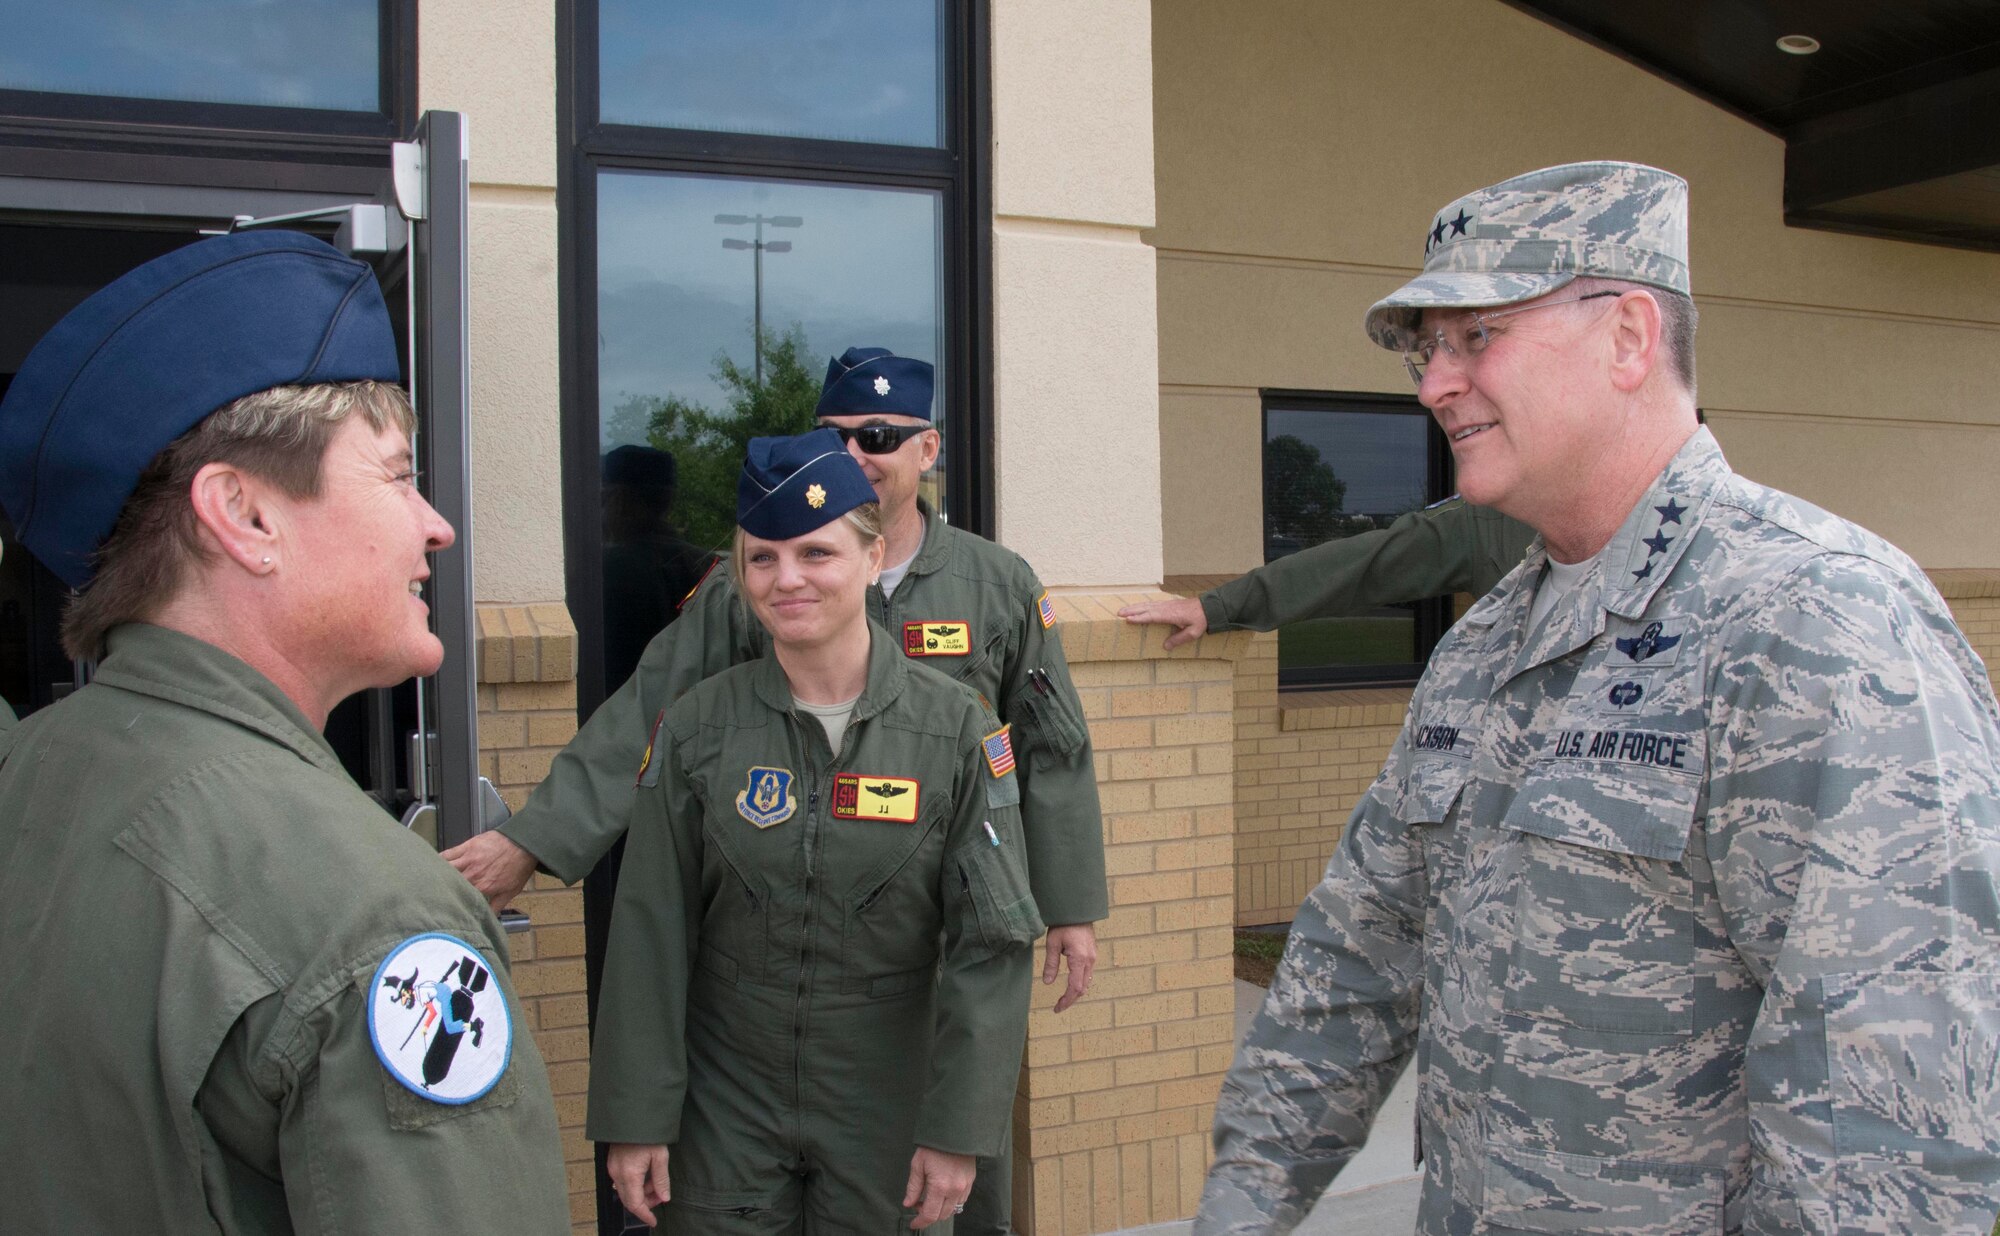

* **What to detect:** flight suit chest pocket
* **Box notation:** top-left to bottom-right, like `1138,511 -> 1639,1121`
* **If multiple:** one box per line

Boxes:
698,812 -> 773,986
840,806 -> 950,994
1500,760 -> 1701,1037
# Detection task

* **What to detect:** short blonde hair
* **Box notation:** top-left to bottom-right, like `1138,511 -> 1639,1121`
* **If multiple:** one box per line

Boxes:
61,381 -> 413,660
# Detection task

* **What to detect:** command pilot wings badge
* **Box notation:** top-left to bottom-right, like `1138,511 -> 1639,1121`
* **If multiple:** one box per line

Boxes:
1615,621 -> 1682,663
832,772 -> 922,822
736,766 -> 798,828
369,933 -> 512,1104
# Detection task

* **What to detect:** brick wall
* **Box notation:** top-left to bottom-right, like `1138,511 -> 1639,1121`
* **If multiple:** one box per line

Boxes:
1007,595 -> 1251,1234
475,603 -> 595,1235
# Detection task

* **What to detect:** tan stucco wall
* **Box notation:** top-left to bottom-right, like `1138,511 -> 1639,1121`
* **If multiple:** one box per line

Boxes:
992,0 -> 1163,589
1152,0 -> 2000,576
420,0 -> 565,605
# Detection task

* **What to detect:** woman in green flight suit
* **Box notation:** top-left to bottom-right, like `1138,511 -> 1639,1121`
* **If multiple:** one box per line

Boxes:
588,429 -> 1041,1233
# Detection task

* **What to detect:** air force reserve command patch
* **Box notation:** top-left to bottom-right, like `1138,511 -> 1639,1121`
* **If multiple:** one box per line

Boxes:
736,766 -> 797,828
369,934 -> 512,1103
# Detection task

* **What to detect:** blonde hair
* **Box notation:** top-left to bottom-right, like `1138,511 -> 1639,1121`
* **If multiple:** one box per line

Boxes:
728,502 -> 885,611
61,381 -> 413,660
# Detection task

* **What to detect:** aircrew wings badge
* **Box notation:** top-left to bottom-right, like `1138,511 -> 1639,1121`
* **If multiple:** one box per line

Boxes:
904,620 -> 971,657
369,933 -> 512,1104
736,766 -> 797,828
1037,591 -> 1056,629
982,725 -> 1016,778
832,772 -> 922,822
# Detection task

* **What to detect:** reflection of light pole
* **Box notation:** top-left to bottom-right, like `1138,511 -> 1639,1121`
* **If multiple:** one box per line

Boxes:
715,213 -> 803,385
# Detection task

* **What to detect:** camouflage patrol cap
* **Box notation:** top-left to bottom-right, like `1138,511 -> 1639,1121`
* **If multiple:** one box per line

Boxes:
1365,161 -> 1690,350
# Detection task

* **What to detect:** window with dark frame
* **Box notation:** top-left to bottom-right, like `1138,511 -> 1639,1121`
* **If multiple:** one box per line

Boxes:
0,0 -> 417,169
562,0 -> 988,716
558,9 -> 989,1229
1262,390 -> 1455,690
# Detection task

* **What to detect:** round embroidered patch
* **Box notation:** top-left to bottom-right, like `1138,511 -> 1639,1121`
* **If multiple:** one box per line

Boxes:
368,932 -> 512,1104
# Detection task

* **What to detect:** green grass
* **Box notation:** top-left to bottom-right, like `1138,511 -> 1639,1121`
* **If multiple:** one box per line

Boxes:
1233,931 -> 1287,965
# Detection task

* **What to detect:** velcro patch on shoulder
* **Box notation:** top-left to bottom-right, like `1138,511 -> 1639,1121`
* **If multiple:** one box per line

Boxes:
368,933 -> 512,1105
980,725 -> 1021,808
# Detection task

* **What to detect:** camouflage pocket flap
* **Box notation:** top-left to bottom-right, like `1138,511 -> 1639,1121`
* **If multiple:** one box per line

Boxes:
1504,761 -> 1698,862
1481,1142 -> 1722,1234
1397,757 -> 1474,825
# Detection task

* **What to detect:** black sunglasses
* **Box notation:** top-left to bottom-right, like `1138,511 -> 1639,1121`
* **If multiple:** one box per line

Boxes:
828,424 -> 929,455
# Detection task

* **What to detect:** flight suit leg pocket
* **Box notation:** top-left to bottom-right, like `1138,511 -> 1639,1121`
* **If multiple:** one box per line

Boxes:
1500,764 -> 1700,1036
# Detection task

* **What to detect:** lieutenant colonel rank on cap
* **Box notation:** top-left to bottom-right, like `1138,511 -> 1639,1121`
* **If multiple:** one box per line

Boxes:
816,346 -> 934,420
0,230 -> 402,589
737,428 -> 877,539
1364,160 -> 1690,351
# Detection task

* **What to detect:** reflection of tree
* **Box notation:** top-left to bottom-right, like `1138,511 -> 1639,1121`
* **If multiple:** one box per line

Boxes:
607,325 -> 821,550
1264,434 -> 1347,551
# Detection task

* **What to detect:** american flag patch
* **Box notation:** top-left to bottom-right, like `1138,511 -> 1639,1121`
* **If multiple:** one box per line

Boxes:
1037,591 -> 1056,629
982,726 -> 1016,779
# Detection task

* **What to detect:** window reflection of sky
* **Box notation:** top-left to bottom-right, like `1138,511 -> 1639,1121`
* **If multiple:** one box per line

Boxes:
1,1 -> 377,112
597,172 -> 942,443
1267,409 -> 1428,517
600,0 -> 941,148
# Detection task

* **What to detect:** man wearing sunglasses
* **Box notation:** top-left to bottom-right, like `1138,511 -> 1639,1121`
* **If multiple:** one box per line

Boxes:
1197,162 -> 2000,1235
446,346 -> 1105,1236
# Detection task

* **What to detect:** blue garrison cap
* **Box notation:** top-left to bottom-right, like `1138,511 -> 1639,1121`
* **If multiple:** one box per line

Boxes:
0,230 -> 401,588
737,429 -> 876,541
815,347 -> 933,421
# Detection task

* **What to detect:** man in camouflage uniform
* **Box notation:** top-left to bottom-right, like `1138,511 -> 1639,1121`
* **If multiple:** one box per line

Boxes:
1197,162 -> 2000,1234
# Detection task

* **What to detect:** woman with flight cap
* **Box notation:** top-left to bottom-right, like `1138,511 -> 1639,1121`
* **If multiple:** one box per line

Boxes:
588,429 -> 1040,1233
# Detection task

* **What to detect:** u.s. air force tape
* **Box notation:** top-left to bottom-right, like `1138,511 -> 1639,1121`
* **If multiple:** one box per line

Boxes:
368,933 -> 512,1104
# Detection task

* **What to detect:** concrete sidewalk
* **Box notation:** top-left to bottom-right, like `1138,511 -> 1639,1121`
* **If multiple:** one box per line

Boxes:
1097,979 -> 1421,1235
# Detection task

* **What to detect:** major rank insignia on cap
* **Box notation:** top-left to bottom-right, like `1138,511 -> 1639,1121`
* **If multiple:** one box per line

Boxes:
1037,591 -> 1057,629
806,483 -> 827,509
832,772 -> 921,823
369,933 -> 512,1104
736,766 -> 797,828
982,725 -> 1016,778
904,620 -> 971,657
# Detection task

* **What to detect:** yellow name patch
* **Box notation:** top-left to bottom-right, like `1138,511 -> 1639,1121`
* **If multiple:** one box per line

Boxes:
904,620 -> 972,657
832,773 -> 922,823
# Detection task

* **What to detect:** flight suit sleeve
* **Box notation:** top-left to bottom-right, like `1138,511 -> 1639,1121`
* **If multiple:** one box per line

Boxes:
210,933 -> 570,1234
500,568 -> 752,884
1702,554 -> 2000,1235
585,722 -> 705,1147
1199,501 -> 1531,633
920,713 -> 1042,1158
998,578 -> 1108,925
1195,728 -> 1429,1236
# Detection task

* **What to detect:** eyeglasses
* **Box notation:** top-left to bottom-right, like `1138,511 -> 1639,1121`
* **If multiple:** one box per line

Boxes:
828,423 -> 930,455
1402,290 -> 1620,386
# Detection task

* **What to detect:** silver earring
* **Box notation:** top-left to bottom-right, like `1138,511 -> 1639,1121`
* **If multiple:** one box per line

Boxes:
261,556 -> 272,565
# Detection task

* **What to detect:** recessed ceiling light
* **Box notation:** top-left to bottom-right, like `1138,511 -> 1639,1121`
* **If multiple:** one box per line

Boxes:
1776,34 -> 1821,55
